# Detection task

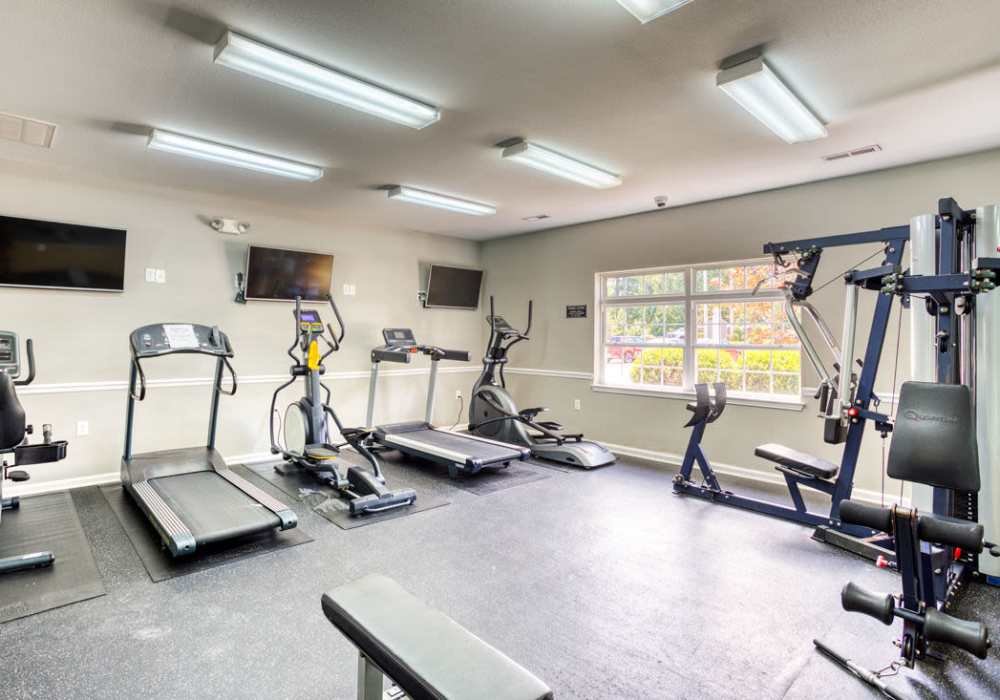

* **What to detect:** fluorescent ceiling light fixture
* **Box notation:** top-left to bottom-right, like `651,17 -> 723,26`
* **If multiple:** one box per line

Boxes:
214,31 -> 440,129
717,57 -> 827,144
146,129 -> 324,181
616,0 -> 694,24
387,186 -> 495,216
501,141 -> 622,189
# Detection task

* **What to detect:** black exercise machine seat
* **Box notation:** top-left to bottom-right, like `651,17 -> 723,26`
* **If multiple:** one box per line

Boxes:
754,443 -> 839,481
0,373 -> 26,451
322,574 -> 553,700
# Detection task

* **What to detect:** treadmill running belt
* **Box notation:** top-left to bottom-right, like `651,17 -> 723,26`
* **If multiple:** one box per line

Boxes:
151,472 -> 279,545
383,429 -> 524,463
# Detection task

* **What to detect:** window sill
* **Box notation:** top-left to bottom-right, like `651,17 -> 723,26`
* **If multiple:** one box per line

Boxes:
590,383 -> 805,411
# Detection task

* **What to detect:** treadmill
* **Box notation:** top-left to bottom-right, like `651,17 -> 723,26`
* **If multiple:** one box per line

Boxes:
366,329 -> 530,477
121,323 -> 297,557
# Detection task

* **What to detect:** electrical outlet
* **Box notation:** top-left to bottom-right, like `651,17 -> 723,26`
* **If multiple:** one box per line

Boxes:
455,389 -> 462,399
573,399 -> 581,411
342,283 -> 357,296
76,420 -> 89,436
145,268 -> 156,283
155,269 -> 166,284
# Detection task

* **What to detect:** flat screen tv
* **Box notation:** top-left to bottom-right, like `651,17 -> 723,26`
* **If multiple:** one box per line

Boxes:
0,215 -> 127,292
424,264 -> 483,310
244,245 -> 334,302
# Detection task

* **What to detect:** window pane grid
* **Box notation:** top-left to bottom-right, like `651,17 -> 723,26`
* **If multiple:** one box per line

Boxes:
599,261 -> 800,399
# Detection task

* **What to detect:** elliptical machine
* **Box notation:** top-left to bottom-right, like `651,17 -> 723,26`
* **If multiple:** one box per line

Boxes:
270,296 -> 416,515
468,297 -> 615,469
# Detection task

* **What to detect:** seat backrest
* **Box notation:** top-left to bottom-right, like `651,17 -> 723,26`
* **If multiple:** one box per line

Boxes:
0,371 -> 27,451
887,381 -> 980,492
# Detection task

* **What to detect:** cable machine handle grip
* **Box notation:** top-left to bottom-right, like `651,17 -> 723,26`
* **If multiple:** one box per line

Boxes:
14,338 -> 36,386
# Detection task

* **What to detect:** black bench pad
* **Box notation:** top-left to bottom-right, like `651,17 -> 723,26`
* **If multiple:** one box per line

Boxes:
322,574 -> 553,700
755,443 -> 839,480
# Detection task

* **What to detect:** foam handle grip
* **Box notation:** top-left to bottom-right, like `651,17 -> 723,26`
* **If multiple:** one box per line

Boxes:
841,582 -> 895,625
924,608 -> 990,659
839,500 -> 892,533
918,515 -> 985,553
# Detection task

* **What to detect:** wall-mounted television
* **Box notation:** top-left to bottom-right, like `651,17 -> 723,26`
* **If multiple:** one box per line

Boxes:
424,264 -> 483,310
0,215 -> 127,292
244,245 -> 334,302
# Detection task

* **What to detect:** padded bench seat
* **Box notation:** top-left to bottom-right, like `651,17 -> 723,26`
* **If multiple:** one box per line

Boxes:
322,574 -> 553,700
755,443 -> 839,481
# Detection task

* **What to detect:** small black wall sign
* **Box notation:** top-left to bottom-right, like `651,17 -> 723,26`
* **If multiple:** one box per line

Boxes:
566,304 -> 587,319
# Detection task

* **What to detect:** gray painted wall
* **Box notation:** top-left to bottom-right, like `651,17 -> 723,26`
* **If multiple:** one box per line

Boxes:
480,148 -> 1000,495
1,169 -> 482,487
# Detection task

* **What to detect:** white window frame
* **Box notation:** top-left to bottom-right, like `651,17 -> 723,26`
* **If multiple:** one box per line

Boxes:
594,258 -> 804,409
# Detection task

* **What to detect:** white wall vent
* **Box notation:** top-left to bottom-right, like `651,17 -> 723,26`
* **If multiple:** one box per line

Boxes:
823,144 -> 881,162
0,112 -> 57,148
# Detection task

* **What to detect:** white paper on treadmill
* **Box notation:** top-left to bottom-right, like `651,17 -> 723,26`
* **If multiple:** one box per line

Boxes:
163,324 -> 200,349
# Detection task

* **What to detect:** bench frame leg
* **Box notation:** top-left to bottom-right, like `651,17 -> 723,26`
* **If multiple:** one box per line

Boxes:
357,653 -> 383,700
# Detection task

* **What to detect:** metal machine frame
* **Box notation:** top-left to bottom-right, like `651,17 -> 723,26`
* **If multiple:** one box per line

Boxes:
122,323 -> 297,557
0,333 -> 68,574
269,297 -> 416,515
673,225 -> 908,557
675,198 -> 1000,580
365,328 -> 530,477
468,297 -> 615,469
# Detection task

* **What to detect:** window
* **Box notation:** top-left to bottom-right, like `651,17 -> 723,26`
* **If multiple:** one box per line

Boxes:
597,260 -> 801,400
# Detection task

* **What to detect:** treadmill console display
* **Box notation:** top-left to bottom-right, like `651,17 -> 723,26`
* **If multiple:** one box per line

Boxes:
382,328 -> 416,348
0,332 -> 16,372
130,323 -> 233,358
297,309 -> 324,334
489,316 -> 513,332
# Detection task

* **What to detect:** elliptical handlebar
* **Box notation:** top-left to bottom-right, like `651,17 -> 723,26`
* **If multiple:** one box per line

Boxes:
325,294 -> 345,352
13,338 -> 36,386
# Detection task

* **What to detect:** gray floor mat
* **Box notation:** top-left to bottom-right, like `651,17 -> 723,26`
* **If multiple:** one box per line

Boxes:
442,460 -> 551,495
243,462 -> 450,530
0,491 -> 105,623
100,480 -> 312,583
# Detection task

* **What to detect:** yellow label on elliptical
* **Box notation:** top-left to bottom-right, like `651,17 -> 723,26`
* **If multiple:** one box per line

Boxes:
307,340 -> 321,370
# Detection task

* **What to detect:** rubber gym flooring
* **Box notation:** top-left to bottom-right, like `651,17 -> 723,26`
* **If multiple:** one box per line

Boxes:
2,454 -> 999,699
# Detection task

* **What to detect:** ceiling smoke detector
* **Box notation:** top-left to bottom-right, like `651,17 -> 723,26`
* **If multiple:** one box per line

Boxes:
823,144 -> 882,162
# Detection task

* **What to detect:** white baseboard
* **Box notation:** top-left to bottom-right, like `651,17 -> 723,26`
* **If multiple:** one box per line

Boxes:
6,451 -> 279,498
602,441 -> 907,507
9,440 -> 904,509
6,471 -> 121,497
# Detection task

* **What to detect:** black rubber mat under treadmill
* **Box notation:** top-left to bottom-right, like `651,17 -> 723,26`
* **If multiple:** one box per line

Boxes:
101,480 -> 312,583
0,491 -> 105,623
243,463 -> 450,530
431,460 -> 551,495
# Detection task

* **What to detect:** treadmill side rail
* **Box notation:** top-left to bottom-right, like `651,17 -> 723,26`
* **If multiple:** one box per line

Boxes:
214,464 -> 297,530
128,478 -> 197,556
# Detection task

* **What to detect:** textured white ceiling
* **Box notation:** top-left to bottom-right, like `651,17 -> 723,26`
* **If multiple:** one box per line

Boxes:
2,0 -> 1000,240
